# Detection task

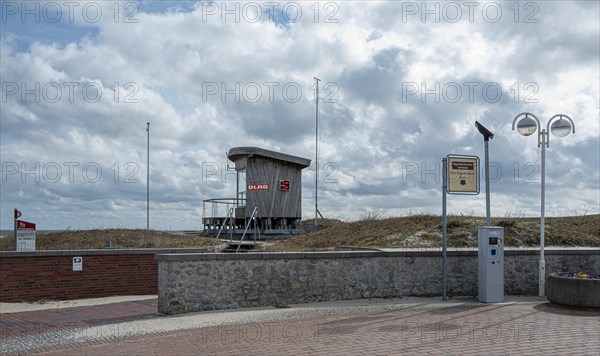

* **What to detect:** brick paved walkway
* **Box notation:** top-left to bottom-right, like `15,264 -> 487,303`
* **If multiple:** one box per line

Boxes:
2,299 -> 598,355
0,299 -> 159,339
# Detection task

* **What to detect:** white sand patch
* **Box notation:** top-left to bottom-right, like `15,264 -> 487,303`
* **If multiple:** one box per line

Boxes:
0,295 -> 157,313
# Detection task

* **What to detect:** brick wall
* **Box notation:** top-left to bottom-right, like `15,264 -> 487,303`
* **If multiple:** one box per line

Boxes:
0,249 -> 206,302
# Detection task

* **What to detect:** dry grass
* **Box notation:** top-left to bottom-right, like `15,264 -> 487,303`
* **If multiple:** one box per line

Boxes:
1,215 -> 598,251
265,214 -> 600,251
0,229 -> 214,251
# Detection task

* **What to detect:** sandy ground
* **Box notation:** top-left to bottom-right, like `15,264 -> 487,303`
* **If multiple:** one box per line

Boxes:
0,295 -> 157,313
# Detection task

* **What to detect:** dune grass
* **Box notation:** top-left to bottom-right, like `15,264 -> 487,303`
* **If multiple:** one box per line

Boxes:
264,214 -> 600,251
1,215 -> 597,251
0,229 -> 214,251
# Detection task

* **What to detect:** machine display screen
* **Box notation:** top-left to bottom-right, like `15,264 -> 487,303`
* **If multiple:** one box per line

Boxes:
491,249 -> 496,255
489,237 -> 498,245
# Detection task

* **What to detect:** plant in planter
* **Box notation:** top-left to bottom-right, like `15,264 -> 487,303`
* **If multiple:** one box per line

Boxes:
546,272 -> 600,308
555,272 -> 600,279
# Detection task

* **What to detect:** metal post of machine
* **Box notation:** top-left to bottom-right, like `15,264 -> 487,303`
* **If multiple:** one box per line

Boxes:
475,121 -> 494,226
484,139 -> 491,226
441,157 -> 447,301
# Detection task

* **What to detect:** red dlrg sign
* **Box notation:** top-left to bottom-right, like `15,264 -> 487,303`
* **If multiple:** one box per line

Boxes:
248,184 -> 269,190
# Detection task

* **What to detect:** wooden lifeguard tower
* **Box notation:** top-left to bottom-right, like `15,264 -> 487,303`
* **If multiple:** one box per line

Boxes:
203,147 -> 311,237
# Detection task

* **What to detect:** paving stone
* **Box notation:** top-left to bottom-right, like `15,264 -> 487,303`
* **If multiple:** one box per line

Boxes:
1,297 -> 599,355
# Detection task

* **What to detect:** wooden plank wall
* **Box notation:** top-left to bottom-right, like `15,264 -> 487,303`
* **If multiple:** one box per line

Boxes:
245,156 -> 302,218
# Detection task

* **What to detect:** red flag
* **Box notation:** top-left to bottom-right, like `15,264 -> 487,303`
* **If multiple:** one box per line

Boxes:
16,220 -> 35,230
14,209 -> 21,219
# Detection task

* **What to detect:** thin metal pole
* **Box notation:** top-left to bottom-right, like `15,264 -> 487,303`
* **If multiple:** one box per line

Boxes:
484,140 -> 491,226
539,129 -> 546,297
442,157 -> 447,301
146,122 -> 150,231
13,213 -> 17,251
314,77 -> 320,227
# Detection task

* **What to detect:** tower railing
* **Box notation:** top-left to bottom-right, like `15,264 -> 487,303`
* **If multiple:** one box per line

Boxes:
202,198 -> 245,232
236,207 -> 260,253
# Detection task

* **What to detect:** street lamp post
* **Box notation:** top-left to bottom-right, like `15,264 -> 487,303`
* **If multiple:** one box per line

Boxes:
512,112 -> 575,297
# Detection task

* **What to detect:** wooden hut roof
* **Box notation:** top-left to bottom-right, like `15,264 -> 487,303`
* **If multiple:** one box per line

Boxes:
227,147 -> 311,168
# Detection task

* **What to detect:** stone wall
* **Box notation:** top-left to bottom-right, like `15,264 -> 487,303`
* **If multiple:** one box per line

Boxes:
156,249 -> 599,315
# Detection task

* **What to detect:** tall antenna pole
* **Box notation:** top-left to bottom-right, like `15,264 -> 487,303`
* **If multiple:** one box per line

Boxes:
314,77 -> 320,227
146,122 -> 150,231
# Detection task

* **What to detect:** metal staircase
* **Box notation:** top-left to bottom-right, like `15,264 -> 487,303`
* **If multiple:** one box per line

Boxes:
236,207 -> 260,253
211,207 -> 233,252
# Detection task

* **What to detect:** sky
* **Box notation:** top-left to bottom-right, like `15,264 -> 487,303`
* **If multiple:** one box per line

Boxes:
1,0 -> 599,230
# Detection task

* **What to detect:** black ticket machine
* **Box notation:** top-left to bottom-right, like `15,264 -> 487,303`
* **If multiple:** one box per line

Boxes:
478,227 -> 505,302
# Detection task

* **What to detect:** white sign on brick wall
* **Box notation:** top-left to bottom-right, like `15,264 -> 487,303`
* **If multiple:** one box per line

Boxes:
73,257 -> 82,271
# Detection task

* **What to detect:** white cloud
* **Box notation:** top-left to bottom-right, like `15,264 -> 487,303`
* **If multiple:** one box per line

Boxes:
1,1 -> 598,229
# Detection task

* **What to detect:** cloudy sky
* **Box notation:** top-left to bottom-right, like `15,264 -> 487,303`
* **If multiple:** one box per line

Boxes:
1,1 -> 598,230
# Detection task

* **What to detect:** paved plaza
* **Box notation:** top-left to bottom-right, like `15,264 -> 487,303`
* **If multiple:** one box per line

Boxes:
1,296 -> 599,355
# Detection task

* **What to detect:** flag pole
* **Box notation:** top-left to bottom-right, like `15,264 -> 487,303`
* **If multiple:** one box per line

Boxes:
314,77 -> 320,227
13,208 -> 19,251
146,123 -> 150,231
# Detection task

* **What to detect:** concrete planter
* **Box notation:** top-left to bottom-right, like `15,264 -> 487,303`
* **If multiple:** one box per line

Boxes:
546,273 -> 600,308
